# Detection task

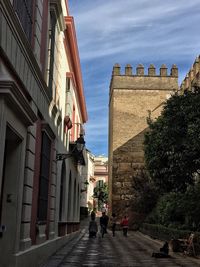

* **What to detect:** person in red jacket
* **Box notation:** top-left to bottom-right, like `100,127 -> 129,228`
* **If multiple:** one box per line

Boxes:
121,216 -> 129,236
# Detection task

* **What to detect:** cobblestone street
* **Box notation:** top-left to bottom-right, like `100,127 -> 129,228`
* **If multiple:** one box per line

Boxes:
43,219 -> 200,267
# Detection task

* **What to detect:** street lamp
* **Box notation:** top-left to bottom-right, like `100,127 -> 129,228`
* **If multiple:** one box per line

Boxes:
56,134 -> 85,161
75,134 -> 85,153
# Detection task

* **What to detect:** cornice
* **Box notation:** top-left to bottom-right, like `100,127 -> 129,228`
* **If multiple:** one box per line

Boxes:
0,80 -> 38,125
41,121 -> 56,140
50,0 -> 65,31
65,0 -> 70,15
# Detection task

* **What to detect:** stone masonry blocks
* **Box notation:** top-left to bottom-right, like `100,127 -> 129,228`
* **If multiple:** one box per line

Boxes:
109,63 -> 179,228
24,168 -> 34,187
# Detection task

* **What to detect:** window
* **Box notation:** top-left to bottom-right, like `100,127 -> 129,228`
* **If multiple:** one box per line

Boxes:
47,10 -> 56,97
37,131 -> 51,222
66,77 -> 70,92
13,0 -> 33,42
71,106 -> 75,141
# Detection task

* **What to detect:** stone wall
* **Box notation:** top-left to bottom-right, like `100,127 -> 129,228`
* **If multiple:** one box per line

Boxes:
108,63 -> 179,227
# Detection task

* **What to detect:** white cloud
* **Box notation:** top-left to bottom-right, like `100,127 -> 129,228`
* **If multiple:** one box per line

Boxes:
69,0 -> 200,155
71,0 -> 200,60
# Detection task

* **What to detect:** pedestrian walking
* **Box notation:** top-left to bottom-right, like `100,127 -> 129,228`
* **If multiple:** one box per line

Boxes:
100,212 -> 109,237
89,217 -> 98,238
110,213 -> 117,237
104,212 -> 109,233
121,215 -> 129,237
90,210 -> 96,220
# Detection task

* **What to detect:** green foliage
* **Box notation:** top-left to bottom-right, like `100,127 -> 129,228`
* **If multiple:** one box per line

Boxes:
93,182 -> 108,205
146,183 -> 200,231
131,168 -> 158,214
140,223 -> 192,241
147,192 -> 185,227
144,87 -> 200,193
182,184 -> 200,229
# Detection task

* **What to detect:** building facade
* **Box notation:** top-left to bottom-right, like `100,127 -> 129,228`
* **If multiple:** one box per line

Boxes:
0,1 -> 87,267
180,56 -> 200,92
79,149 -> 95,217
94,155 -> 108,185
108,63 -> 178,227
79,154 -> 109,215
93,156 -> 108,211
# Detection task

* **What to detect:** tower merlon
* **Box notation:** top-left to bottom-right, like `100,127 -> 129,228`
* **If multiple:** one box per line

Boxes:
113,63 -> 121,75
148,64 -> 156,76
170,64 -> 178,77
136,64 -> 144,76
160,64 -> 167,76
125,64 -> 132,76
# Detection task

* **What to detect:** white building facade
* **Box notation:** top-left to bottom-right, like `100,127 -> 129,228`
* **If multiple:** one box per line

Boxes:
79,150 -> 95,216
0,1 -> 87,266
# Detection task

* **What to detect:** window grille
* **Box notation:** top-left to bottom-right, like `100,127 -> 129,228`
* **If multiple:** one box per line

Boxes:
48,10 -> 56,97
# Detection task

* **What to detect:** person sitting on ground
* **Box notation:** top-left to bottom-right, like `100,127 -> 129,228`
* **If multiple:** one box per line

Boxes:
152,241 -> 170,258
89,217 -> 98,238
160,241 -> 169,255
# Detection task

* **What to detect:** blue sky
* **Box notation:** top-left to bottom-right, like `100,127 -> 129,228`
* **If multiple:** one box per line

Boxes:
68,0 -> 200,156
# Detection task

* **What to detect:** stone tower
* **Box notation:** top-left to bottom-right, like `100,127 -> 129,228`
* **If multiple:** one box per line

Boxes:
108,63 -> 178,227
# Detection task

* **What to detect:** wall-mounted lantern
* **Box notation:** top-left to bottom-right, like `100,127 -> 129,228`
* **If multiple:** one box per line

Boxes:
56,134 -> 85,161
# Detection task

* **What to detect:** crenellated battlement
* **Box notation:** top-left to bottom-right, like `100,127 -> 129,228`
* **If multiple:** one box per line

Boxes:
180,55 -> 200,92
110,62 -> 178,93
112,63 -> 178,77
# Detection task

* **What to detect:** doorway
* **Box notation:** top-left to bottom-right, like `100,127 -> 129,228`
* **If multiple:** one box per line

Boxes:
0,125 -> 23,266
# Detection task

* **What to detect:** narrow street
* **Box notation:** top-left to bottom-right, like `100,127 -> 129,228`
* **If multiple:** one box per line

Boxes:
43,218 -> 200,267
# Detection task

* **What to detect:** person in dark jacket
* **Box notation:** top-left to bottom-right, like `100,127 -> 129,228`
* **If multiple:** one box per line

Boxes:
152,241 -> 170,258
160,241 -> 169,255
111,213 -> 117,237
100,212 -> 109,237
89,217 -> 98,238
91,210 -> 96,220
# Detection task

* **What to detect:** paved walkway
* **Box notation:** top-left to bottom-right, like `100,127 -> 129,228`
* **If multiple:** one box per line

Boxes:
43,217 -> 200,267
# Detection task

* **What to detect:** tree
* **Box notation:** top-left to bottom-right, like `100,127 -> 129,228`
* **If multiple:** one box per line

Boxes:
131,168 -> 158,214
144,86 -> 200,193
146,184 -> 200,231
93,182 -> 108,210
